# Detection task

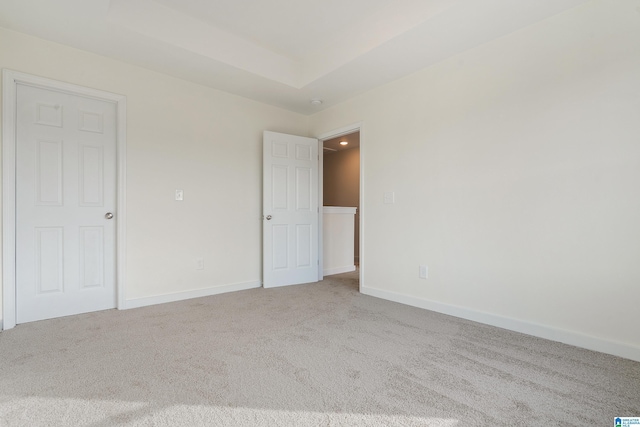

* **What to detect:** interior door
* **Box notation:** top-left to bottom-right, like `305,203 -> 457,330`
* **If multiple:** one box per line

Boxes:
16,83 -> 117,323
263,131 -> 319,288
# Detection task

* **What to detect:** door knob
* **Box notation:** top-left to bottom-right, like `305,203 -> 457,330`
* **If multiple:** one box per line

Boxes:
266,215 -> 272,220
105,212 -> 114,219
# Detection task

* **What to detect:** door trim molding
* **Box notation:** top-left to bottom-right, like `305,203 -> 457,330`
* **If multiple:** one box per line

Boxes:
2,70 -> 127,330
316,122 -> 363,289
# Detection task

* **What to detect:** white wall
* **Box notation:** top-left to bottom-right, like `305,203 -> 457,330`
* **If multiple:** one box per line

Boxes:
0,28 -> 308,321
2,0 -> 639,361
323,207 -> 357,275
310,0 -> 640,358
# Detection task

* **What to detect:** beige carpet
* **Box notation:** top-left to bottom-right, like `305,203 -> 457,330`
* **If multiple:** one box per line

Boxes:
1,270 -> 638,426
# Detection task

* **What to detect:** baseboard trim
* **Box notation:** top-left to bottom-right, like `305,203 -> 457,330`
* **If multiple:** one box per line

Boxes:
361,286 -> 640,362
323,265 -> 356,276
124,280 -> 262,310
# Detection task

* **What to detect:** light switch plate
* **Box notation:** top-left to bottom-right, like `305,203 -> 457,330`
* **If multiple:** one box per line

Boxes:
419,265 -> 428,279
383,191 -> 395,204
175,189 -> 184,201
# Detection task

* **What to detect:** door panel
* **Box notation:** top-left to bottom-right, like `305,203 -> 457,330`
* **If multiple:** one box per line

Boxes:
79,226 -> 105,288
272,165 -> 288,209
35,227 -> 64,294
296,224 -> 312,267
296,167 -> 312,210
272,225 -> 289,270
16,84 -> 116,323
263,131 -> 318,288
35,139 -> 64,205
79,144 -> 104,206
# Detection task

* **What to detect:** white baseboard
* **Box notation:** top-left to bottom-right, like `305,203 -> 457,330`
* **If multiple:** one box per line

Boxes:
123,280 -> 262,310
324,265 -> 356,276
361,286 -> 640,363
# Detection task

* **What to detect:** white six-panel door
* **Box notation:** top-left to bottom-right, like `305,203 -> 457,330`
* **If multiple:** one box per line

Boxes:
16,84 -> 116,323
263,131 -> 318,288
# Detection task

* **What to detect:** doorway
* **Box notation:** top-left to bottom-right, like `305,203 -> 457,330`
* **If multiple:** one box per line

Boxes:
322,131 -> 360,265
317,124 -> 363,290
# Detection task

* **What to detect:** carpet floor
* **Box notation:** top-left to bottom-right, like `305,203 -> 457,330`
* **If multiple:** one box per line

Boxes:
1,270 -> 638,426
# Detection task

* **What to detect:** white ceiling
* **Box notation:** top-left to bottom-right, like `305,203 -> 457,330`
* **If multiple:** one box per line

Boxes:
0,0 -> 590,115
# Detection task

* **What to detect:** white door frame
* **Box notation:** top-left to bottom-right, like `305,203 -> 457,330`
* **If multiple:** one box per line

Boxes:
2,70 -> 127,330
316,122 -> 363,290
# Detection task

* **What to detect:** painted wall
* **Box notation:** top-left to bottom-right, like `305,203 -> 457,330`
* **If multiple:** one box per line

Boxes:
0,28 -> 309,322
310,0 -> 640,356
323,207 -> 357,275
2,0 -> 639,361
323,146 -> 360,261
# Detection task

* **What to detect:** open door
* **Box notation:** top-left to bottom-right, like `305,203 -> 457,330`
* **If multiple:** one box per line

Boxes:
263,131 -> 319,288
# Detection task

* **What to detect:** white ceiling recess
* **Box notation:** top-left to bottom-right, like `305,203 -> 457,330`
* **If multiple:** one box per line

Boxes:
0,0 -> 590,115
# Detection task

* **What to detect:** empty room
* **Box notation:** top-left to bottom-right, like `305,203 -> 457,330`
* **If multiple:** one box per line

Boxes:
1,0 -> 639,426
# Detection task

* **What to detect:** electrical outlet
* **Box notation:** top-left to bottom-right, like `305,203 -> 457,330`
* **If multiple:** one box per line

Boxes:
196,258 -> 204,270
419,265 -> 428,279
